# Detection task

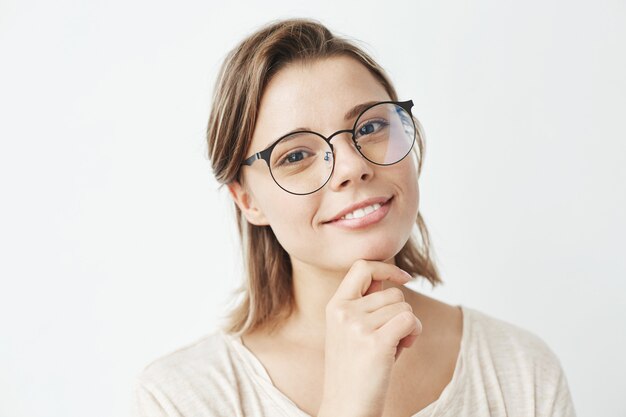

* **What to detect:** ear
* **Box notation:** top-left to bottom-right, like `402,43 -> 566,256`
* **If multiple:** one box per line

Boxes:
227,180 -> 270,226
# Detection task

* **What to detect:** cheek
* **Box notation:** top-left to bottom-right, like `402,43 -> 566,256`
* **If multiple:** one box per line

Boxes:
406,164 -> 419,203
263,199 -> 318,252
390,154 -> 419,194
392,157 -> 420,220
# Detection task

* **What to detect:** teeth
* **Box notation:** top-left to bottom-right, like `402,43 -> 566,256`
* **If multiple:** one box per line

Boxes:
341,203 -> 382,220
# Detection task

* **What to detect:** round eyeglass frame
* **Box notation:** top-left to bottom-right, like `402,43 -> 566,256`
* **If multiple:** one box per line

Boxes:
239,99 -> 417,196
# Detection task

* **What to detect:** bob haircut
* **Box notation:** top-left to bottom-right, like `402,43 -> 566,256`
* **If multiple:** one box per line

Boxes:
206,17 -> 442,338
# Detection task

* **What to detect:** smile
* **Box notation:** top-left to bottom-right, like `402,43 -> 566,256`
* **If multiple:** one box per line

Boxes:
340,203 -> 383,220
325,196 -> 393,230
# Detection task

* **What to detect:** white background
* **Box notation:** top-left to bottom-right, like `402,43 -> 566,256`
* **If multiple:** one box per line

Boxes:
1,0 -> 625,416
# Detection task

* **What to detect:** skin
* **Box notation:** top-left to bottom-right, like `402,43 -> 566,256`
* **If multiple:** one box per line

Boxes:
228,54 -> 419,343
227,55 -> 463,416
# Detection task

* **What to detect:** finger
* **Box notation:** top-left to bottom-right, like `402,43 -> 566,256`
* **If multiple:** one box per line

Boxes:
364,280 -> 383,296
358,287 -> 406,313
394,346 -> 405,361
397,318 -> 422,349
399,333 -> 419,349
376,311 -> 420,350
400,317 -> 423,345
364,301 -> 412,330
334,259 -> 412,301
395,333 -> 419,361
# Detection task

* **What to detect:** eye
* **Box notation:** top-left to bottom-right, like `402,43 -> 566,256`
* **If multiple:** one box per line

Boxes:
355,119 -> 388,138
278,149 -> 311,166
286,151 -> 305,163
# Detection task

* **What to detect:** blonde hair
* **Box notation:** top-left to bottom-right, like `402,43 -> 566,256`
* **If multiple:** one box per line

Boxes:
206,17 -> 443,338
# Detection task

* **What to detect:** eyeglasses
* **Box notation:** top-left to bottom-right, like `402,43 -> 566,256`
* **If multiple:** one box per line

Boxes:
240,100 -> 417,195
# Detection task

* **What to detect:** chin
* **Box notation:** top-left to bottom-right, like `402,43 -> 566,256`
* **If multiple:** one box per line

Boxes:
346,241 -> 403,263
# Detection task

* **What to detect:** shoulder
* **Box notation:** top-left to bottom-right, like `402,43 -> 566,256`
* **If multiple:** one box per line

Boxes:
464,306 -> 562,366
136,329 -> 233,388
132,329 -> 241,416
401,292 -> 561,373
459,306 -> 577,415
462,306 -> 572,395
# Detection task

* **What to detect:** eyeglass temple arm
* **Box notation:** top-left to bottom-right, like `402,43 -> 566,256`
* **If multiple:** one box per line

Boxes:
242,152 -> 262,166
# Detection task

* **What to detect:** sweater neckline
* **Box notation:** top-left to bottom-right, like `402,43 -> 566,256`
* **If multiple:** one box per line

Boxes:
222,304 -> 471,417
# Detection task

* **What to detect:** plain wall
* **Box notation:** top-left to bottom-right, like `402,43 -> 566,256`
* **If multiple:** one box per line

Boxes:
1,0 -> 625,416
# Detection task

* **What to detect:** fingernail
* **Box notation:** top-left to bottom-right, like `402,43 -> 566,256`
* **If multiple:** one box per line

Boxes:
403,270 -> 412,280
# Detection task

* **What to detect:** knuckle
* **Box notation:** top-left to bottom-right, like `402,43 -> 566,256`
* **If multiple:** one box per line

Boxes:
350,321 -> 369,337
350,259 -> 369,274
399,311 -> 414,322
387,287 -> 405,302
400,302 -> 413,313
332,306 -> 351,323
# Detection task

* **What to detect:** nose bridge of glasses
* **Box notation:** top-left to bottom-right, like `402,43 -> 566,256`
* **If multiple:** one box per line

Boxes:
326,128 -> 354,146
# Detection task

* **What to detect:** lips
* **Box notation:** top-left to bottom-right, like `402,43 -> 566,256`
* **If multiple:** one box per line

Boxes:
323,195 -> 393,223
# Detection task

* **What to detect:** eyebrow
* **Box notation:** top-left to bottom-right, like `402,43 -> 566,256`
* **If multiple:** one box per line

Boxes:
273,101 -> 380,143
344,100 -> 379,122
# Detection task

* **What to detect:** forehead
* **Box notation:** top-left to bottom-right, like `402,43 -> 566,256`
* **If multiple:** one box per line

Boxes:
251,55 -> 391,149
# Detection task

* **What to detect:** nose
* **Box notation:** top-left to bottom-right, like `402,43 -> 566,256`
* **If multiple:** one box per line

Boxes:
327,131 -> 374,191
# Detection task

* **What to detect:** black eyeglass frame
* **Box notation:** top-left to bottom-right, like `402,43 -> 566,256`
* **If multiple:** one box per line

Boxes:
240,99 -> 416,195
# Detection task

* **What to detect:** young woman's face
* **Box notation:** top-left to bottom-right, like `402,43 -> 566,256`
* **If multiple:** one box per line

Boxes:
232,55 -> 419,272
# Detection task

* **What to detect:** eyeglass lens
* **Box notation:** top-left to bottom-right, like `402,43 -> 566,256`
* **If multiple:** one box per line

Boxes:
269,102 -> 416,195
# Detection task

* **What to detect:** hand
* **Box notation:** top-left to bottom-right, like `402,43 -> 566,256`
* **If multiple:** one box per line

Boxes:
317,260 -> 423,417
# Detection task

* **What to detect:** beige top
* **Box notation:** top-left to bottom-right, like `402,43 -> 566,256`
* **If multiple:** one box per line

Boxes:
131,305 -> 577,417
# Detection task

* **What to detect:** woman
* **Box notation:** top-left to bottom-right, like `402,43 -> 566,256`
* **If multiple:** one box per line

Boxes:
132,18 -> 576,417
